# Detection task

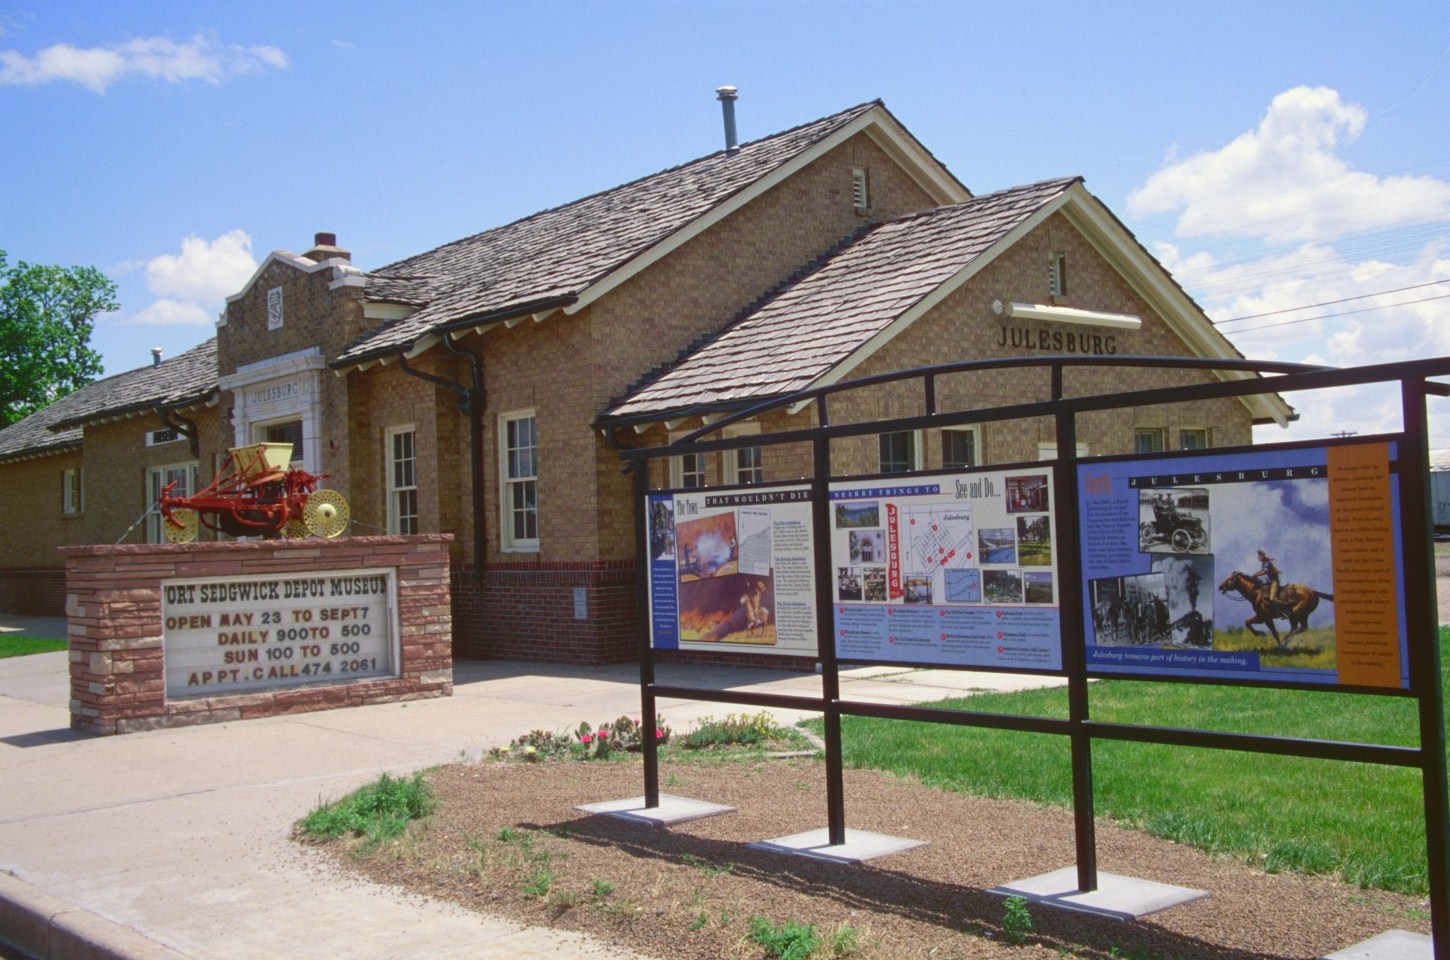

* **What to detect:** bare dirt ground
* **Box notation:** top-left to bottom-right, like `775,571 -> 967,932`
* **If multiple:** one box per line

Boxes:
306,757 -> 1432,960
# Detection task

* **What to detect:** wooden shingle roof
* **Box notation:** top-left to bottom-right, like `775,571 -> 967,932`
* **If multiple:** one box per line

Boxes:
600,178 -> 1080,425
333,100 -> 931,367
0,338 -> 217,461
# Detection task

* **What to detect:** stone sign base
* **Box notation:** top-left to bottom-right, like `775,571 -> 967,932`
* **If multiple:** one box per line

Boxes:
61,535 -> 453,735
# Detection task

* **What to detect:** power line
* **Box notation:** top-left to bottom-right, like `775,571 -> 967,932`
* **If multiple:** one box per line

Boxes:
1216,292 -> 1450,334
1213,278 -> 1450,324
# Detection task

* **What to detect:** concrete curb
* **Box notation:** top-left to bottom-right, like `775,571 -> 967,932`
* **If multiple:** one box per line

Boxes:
0,872 -> 189,960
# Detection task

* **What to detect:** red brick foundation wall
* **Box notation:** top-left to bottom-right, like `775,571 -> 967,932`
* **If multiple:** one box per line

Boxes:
451,560 -> 638,665
447,559 -> 818,671
0,568 -> 67,617
61,535 -> 453,735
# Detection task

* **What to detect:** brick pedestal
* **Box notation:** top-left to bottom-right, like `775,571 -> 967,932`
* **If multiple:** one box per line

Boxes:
61,535 -> 453,735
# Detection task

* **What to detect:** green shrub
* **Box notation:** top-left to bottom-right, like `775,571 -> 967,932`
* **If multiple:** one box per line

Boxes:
682,711 -> 788,749
749,915 -> 820,960
298,771 -> 434,846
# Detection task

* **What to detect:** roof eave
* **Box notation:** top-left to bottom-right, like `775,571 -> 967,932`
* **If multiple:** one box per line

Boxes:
330,294 -> 580,372
594,396 -> 781,434
49,388 -> 218,433
0,436 -> 83,465
1056,185 -> 1296,427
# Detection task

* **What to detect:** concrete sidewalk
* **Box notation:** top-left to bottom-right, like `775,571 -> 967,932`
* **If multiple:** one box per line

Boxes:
0,627 -> 1061,960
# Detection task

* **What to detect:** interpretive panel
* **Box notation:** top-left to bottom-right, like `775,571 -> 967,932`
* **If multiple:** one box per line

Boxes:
162,568 -> 399,697
647,485 -> 818,656
1078,441 -> 1408,689
829,471 -> 1062,669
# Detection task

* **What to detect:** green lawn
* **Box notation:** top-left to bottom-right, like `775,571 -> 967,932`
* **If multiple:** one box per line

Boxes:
0,634 -> 67,658
814,630 -> 1449,895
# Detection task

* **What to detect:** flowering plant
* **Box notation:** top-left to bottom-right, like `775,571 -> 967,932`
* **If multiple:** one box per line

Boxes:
487,715 -> 672,763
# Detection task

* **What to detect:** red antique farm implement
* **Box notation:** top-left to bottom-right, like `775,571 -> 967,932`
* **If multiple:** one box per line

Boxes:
158,442 -> 349,543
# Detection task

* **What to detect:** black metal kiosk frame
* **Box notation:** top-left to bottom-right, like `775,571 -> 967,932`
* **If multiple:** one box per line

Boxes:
620,354 -> 1450,956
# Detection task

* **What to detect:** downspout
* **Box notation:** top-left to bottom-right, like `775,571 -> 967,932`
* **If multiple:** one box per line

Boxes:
157,402 -> 202,460
397,337 -> 487,580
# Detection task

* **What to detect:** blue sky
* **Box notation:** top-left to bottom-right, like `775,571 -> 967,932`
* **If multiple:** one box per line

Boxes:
2,1 -> 1448,451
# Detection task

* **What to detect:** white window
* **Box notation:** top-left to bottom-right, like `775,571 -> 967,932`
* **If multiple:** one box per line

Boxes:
942,426 -> 980,470
1179,428 -> 1210,450
852,167 -> 870,211
669,446 -> 707,489
878,430 -> 920,474
500,410 -> 538,550
723,422 -> 762,485
386,425 -> 419,535
62,468 -> 83,516
1134,428 -> 1167,454
1048,251 -> 1067,297
147,462 -> 198,542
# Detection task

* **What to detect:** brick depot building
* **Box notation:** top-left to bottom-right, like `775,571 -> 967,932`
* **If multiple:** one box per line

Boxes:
0,99 -> 1291,662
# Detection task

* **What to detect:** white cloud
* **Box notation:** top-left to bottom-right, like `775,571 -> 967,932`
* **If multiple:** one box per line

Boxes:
1129,86 -> 1450,244
145,230 -> 257,303
130,298 -> 215,327
0,32 -> 287,93
1132,87 -> 1450,451
125,231 -> 257,329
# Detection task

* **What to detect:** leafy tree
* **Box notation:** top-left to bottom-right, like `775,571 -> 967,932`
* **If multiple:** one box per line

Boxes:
0,249 -> 117,426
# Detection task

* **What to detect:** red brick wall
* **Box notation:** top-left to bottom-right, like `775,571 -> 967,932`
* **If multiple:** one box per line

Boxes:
451,559 -> 638,665
0,568 -> 66,616
61,535 -> 453,735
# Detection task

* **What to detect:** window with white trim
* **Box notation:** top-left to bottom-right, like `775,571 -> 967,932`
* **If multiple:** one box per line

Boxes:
942,426 -> 980,470
1134,428 -> 1167,454
668,439 -> 707,490
386,425 -> 418,535
61,468 -> 83,516
878,430 -> 919,474
147,462 -> 198,541
723,422 -> 762,485
500,410 -> 538,550
1179,428 -> 1210,450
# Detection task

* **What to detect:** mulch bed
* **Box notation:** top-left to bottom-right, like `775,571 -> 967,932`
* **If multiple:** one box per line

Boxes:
305,757 -> 1432,959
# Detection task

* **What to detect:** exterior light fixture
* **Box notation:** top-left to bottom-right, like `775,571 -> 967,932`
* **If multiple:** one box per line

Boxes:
992,299 -> 1142,330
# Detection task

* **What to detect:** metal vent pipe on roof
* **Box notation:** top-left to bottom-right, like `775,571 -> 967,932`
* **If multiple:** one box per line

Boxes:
716,85 -> 739,155
151,348 -> 162,368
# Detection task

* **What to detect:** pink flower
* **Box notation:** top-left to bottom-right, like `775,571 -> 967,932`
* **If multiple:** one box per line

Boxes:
655,729 -> 664,739
597,728 -> 609,739
580,733 -> 592,745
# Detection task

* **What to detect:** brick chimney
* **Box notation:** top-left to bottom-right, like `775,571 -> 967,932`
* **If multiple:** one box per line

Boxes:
303,232 -> 350,262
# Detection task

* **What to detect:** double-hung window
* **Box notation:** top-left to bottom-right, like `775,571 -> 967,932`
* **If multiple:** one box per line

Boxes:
147,462 -> 198,542
723,423 -> 762,485
1134,428 -> 1167,454
62,468 -> 83,516
500,411 -> 538,550
878,430 -> 919,474
670,450 -> 707,489
387,426 -> 418,535
1179,428 -> 1210,450
942,426 -> 980,470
